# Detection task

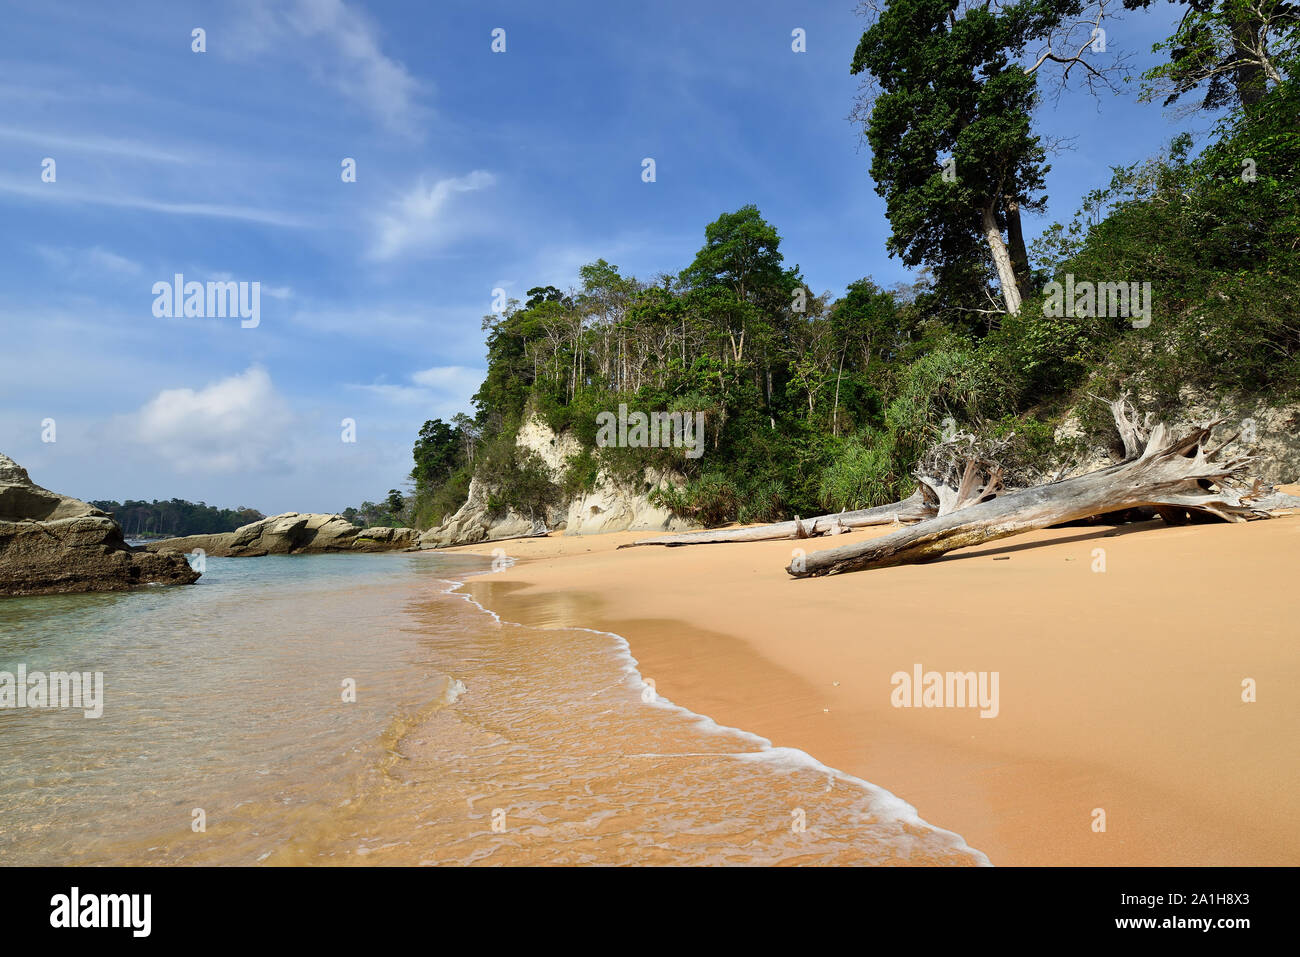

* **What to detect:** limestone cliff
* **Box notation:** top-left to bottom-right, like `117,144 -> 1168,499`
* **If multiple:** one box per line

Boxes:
420,418 -> 697,547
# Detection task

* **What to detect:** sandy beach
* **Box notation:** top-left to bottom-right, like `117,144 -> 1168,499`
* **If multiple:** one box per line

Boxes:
451,501 -> 1300,866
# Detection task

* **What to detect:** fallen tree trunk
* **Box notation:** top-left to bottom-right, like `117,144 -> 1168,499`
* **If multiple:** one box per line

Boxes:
788,419 -> 1274,578
618,490 -> 933,548
621,431 -> 1018,549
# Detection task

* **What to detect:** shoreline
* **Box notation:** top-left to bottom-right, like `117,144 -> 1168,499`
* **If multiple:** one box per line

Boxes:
443,565 -> 990,865
445,506 -> 1300,866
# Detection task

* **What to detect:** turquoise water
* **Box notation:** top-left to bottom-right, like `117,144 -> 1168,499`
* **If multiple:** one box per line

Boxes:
0,551 -> 487,865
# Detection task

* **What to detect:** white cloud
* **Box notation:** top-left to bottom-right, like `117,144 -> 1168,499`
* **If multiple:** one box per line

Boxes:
347,365 -> 484,411
370,170 -> 495,260
123,366 -> 296,474
346,383 -> 433,405
231,0 -> 426,135
410,365 -> 481,390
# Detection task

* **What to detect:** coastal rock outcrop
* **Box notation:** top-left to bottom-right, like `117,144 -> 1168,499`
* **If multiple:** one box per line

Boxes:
562,467 -> 690,535
0,453 -> 200,596
420,417 -> 695,547
146,512 -> 418,557
351,525 -> 420,551
418,475 -> 560,547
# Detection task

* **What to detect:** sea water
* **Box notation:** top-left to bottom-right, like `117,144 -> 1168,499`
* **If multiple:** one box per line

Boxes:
0,552 -> 986,865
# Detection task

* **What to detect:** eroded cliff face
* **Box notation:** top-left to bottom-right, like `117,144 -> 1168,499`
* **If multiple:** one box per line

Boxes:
0,453 -> 200,596
420,418 -> 697,547
1053,389 -> 1300,483
146,513 -> 418,557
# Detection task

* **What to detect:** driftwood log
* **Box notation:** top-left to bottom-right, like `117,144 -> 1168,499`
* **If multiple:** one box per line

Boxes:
787,413 -> 1290,578
617,490 -> 933,548
621,431 -> 1014,549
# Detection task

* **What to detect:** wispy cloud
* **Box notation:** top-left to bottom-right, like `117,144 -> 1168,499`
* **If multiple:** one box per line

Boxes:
370,170 -> 496,260
410,365 -> 481,390
0,179 -> 308,227
35,244 -> 143,277
346,382 -> 435,405
0,125 -> 189,163
86,246 -> 142,275
230,0 -> 427,135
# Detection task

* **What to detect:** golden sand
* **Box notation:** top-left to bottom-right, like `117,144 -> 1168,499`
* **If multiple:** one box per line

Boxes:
453,500 -> 1300,866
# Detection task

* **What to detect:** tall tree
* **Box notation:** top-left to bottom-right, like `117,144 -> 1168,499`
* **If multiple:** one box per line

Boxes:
1125,0 -> 1297,112
578,259 -> 638,393
851,0 -> 1119,316
680,205 -> 803,409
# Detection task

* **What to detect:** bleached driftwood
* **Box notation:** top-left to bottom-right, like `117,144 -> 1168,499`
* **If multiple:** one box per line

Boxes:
1101,392 -> 1155,461
787,416 -> 1276,578
621,431 -> 1020,549
618,491 -> 933,548
911,432 -> 1010,517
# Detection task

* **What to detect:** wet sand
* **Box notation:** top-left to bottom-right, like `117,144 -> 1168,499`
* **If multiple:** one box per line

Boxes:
453,503 -> 1300,866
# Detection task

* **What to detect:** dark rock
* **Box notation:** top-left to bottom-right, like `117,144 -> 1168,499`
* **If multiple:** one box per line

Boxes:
0,453 -> 200,596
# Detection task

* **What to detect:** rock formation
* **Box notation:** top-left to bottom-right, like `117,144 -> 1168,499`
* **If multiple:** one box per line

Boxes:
146,512 -> 418,557
0,453 -> 200,596
420,417 -> 696,547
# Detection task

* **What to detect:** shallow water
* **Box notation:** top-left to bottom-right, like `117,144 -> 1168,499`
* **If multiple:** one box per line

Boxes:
0,552 -> 985,865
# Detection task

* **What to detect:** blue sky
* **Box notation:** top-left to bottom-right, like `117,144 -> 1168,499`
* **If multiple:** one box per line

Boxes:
1,0 -> 1195,514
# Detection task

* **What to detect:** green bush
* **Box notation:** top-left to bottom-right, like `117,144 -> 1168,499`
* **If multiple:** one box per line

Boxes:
651,472 -> 740,527
818,433 -> 906,510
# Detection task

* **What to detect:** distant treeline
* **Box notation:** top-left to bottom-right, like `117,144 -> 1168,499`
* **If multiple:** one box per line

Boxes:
91,499 -> 265,538
338,492 -> 407,529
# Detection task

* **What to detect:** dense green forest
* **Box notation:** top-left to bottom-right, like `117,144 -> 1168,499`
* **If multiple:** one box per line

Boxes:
92,500 -> 265,538
402,0 -> 1298,531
